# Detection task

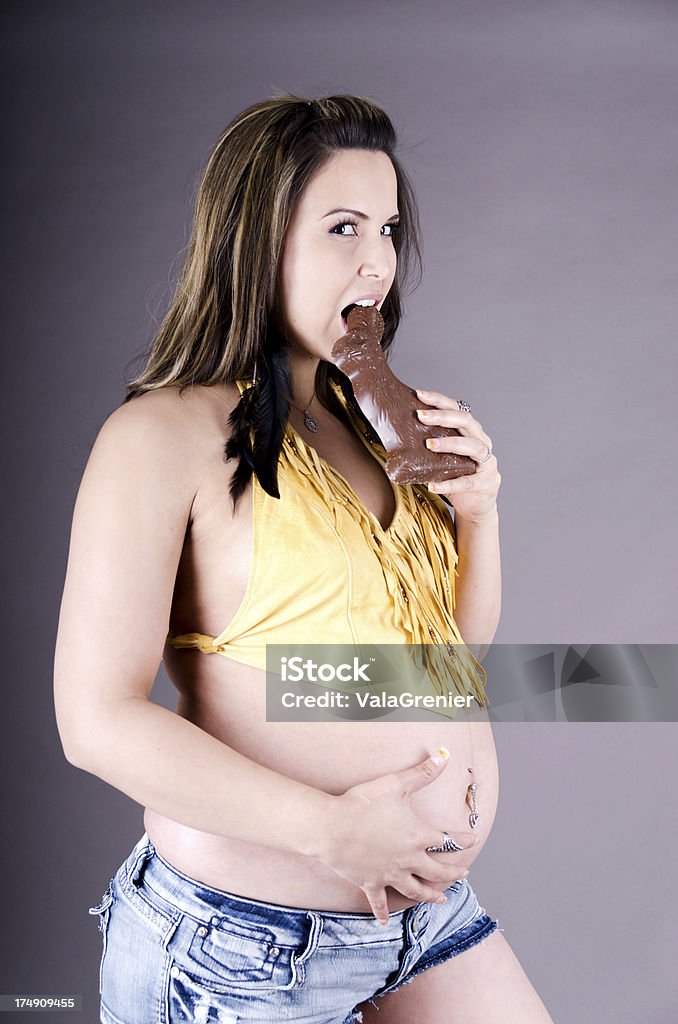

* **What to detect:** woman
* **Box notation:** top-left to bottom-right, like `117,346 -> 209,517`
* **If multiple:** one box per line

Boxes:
54,95 -> 553,1023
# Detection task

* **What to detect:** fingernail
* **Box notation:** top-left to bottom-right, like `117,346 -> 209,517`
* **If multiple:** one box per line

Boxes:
431,746 -> 450,764
417,409 -> 431,419
416,389 -> 430,397
428,482 -> 440,492
436,895 -> 448,904
426,438 -> 438,450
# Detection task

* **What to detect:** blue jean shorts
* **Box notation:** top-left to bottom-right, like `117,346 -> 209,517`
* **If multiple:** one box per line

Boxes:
88,833 -> 498,1024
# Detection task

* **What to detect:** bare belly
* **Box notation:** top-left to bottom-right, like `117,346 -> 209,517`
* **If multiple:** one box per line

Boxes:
144,654 -> 499,914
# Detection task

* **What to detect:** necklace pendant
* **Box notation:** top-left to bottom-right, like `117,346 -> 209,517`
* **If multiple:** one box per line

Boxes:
469,811 -> 480,830
304,412 -> 319,432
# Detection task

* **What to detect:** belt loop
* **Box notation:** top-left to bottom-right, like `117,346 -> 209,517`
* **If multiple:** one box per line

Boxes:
127,834 -> 155,888
299,911 -> 324,964
281,912 -> 324,990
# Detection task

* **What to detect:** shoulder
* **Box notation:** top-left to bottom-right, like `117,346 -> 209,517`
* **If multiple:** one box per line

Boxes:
83,382 -> 243,510
96,382 -> 241,465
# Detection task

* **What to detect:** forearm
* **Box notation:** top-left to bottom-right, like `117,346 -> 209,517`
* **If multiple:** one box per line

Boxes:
452,506 -> 501,654
65,697 -> 333,858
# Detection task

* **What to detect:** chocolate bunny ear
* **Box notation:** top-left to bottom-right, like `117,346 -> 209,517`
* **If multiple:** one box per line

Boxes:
225,346 -> 292,507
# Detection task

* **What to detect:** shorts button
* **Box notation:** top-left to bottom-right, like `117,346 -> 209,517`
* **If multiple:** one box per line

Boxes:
170,965 -> 180,978
414,907 -> 429,928
269,946 -> 280,957
197,926 -> 208,937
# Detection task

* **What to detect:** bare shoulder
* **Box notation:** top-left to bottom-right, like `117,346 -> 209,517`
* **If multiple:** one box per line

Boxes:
54,381 -> 245,726
93,382 -> 239,481
100,382 -> 240,451
72,382 -> 244,538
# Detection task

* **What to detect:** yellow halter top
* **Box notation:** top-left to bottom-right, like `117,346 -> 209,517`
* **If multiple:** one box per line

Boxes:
166,377 -> 488,711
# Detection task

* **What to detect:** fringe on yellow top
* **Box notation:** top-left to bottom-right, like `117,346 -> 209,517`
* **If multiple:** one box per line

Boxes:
167,377 -> 489,713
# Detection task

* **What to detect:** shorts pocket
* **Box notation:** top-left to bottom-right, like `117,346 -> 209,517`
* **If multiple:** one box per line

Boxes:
88,880 -> 115,996
168,909 -> 323,995
191,914 -> 280,985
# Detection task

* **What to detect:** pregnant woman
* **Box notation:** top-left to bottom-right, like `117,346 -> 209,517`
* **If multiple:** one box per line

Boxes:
54,94 -> 553,1023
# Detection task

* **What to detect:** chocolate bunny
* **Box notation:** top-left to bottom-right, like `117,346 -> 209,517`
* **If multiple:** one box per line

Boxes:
331,304 -> 476,485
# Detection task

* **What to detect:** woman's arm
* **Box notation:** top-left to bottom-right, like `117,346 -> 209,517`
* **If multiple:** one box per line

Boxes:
452,506 -> 501,654
53,390 -> 332,857
416,389 -> 502,657
67,694 -> 335,858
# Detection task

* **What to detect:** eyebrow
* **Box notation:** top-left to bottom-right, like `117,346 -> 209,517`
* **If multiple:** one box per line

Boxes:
322,208 -> 400,222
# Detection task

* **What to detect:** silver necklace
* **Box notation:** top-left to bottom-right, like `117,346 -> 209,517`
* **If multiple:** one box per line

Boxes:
288,392 -> 319,433
250,357 -> 319,433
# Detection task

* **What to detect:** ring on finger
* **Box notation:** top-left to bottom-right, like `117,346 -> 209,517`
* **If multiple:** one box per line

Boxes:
479,443 -> 492,463
426,831 -> 464,853
457,399 -> 471,413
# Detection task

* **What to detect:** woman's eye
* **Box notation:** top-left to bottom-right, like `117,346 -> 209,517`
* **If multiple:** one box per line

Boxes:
330,220 -> 401,237
330,219 -> 358,235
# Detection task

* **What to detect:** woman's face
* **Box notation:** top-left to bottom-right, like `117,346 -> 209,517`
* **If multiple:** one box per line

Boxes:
277,148 -> 399,362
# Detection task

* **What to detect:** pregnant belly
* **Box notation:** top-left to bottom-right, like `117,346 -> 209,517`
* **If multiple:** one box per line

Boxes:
144,701 -> 499,914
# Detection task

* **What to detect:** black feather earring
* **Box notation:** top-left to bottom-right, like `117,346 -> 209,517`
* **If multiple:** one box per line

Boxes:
249,347 -> 291,498
225,369 -> 258,510
225,347 -> 292,507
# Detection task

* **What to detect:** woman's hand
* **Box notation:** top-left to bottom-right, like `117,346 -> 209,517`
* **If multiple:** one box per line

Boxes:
415,389 -> 501,524
312,750 -> 479,924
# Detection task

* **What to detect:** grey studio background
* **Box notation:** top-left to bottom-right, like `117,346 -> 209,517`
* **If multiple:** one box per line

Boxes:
2,2 -> 677,1022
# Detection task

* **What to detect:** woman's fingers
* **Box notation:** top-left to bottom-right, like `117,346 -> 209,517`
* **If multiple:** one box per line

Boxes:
423,826 -> 480,852
397,748 -> 451,797
331,752 -> 482,925
404,879 -> 450,904
386,870 -> 471,914
416,405 -> 481,432
363,863 -> 471,923
425,434 -> 493,463
392,877 -> 453,906
428,473 -> 500,497
416,405 -> 490,452
362,884 -> 391,925
418,839 -> 478,881
416,389 -> 465,410
417,397 -> 481,430
413,868 -> 470,891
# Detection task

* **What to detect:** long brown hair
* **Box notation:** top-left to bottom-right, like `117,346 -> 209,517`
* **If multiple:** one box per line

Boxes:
125,93 -> 423,508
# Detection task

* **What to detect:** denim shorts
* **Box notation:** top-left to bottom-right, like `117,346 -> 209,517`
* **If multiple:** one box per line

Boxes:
88,833 -> 498,1024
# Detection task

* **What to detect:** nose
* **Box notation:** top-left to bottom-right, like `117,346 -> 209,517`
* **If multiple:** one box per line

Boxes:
357,232 -> 395,282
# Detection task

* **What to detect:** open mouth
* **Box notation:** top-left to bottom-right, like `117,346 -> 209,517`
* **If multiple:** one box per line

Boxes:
340,303 -> 357,331
340,301 -> 378,332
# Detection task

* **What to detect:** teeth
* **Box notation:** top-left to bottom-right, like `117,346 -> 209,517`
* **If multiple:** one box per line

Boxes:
354,299 -> 377,306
